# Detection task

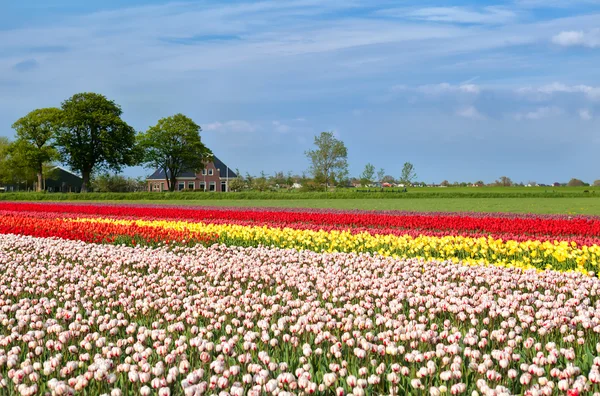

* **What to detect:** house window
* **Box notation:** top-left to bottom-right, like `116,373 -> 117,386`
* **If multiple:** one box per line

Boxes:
221,181 -> 227,192
178,182 -> 185,191
188,181 -> 195,190
160,182 -> 165,191
199,182 -> 205,191
209,182 -> 216,191
153,183 -> 160,191
208,169 -> 214,176
202,169 -> 207,175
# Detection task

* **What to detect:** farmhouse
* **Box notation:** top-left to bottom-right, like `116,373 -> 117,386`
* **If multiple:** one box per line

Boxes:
146,156 -> 237,192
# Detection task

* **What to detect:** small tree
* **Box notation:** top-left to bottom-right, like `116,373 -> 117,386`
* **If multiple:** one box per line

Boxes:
11,108 -> 62,191
377,168 -> 385,183
382,175 -> 396,184
360,163 -> 375,186
138,114 -> 212,192
440,180 -> 450,187
305,131 -> 348,191
228,177 -> 246,192
57,92 -> 139,192
594,180 -> 600,187
399,162 -> 417,185
495,176 -> 513,187
567,178 -> 586,187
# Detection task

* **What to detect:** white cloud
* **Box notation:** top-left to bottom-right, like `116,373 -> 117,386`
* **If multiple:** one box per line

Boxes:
514,106 -> 563,120
272,120 -> 291,133
204,120 -> 257,133
457,106 -> 486,120
401,6 -> 517,25
552,29 -> 600,48
579,108 -> 593,120
417,82 -> 481,95
517,82 -> 600,100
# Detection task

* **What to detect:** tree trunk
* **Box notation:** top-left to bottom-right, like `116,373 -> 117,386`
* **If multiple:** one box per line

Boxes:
81,171 -> 91,193
170,176 -> 177,192
37,166 -> 43,192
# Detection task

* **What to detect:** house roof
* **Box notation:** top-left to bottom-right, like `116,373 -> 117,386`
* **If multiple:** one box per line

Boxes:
50,166 -> 83,180
147,156 -> 237,180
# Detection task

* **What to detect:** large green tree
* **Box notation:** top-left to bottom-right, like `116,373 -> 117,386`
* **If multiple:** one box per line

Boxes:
56,93 -> 138,192
11,107 -> 62,191
305,131 -> 348,191
138,114 -> 212,192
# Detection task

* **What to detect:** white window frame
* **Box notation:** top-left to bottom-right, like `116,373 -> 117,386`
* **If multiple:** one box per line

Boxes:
208,169 -> 214,176
199,182 -> 206,191
202,169 -> 207,175
209,181 -> 216,191
178,182 -> 185,191
188,181 -> 195,190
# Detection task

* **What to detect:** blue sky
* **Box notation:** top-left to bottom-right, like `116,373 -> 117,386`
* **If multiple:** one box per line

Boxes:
2,0 -> 600,184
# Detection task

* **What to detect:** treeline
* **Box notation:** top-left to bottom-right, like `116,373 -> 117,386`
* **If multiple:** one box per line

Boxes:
6,92 -> 212,193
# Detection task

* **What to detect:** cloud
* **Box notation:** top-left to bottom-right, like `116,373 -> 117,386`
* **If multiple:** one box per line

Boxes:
579,108 -> 593,120
517,83 -> 600,100
514,106 -> 563,120
416,83 -> 481,95
552,29 -> 600,48
272,120 -> 291,133
457,106 -> 486,120
13,59 -> 39,72
204,120 -> 257,133
401,6 -> 517,25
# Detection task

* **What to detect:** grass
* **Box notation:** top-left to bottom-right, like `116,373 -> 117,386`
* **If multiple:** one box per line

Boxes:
69,198 -> 600,215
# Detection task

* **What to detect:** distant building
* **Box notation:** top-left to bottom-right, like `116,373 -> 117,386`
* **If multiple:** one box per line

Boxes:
147,156 -> 237,192
1,166 -> 83,193
45,166 -> 83,193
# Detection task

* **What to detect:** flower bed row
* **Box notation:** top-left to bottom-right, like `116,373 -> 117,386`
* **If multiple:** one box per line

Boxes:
70,217 -> 600,274
0,235 -> 599,395
0,204 -> 598,273
2,202 -> 600,239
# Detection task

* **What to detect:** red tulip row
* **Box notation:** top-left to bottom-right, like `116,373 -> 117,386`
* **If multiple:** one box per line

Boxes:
0,213 -> 218,246
1,202 -> 599,239
1,206 -> 599,247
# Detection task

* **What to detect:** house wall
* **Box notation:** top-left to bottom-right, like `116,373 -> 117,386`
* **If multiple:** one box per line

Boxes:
147,162 -> 231,192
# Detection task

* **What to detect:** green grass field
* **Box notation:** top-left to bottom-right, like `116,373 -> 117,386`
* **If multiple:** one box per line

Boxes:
89,198 -> 600,215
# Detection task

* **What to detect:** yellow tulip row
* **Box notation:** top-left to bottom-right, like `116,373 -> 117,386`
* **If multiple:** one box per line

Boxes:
69,218 -> 600,274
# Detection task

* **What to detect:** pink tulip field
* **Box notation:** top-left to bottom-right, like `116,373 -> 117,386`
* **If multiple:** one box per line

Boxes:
2,204 -> 600,395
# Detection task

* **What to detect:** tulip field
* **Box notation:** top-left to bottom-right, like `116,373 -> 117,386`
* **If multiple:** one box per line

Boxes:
3,203 -> 600,395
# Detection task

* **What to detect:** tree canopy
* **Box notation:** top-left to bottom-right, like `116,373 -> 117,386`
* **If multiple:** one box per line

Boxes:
138,113 -> 212,192
400,162 -> 417,185
11,107 -> 62,191
360,163 -> 375,186
57,92 -> 138,192
305,131 -> 348,190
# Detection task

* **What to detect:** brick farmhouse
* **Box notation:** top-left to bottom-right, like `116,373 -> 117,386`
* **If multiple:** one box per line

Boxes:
146,156 -> 238,192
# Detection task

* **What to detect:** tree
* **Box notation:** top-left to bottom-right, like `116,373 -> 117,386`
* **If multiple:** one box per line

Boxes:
360,163 -> 375,186
440,180 -> 450,187
56,93 -> 138,192
10,108 -> 62,191
138,113 -> 212,192
594,180 -> 600,187
228,177 -> 246,192
495,176 -> 513,187
399,162 -> 417,185
382,175 -> 396,184
567,178 -> 586,187
305,131 -> 348,191
377,168 -> 385,183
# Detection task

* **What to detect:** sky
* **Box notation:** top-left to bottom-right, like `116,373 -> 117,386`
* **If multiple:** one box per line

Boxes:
1,0 -> 600,184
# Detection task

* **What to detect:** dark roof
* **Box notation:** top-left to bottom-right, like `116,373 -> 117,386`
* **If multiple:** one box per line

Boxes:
213,156 -> 237,178
147,156 -> 237,180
